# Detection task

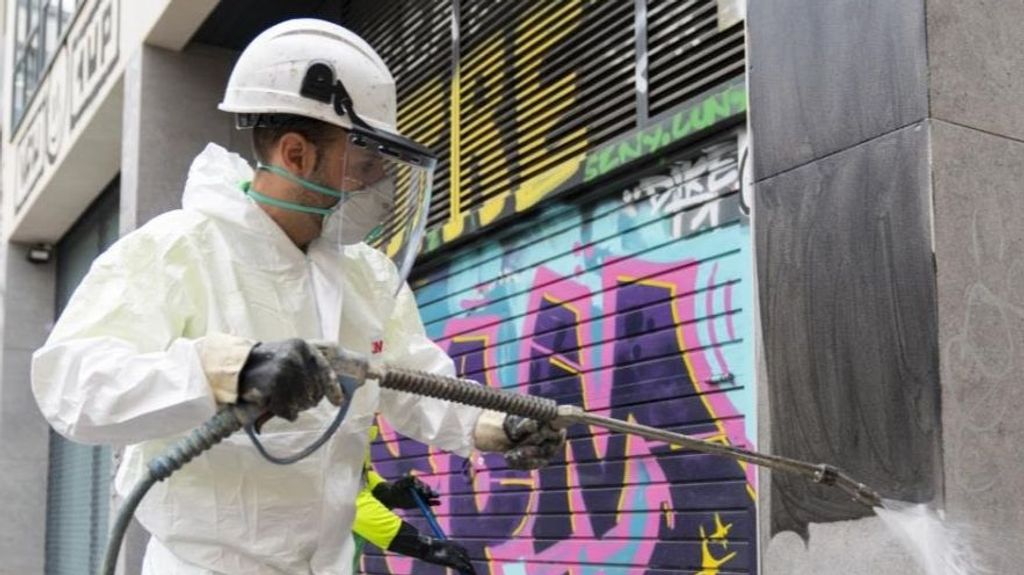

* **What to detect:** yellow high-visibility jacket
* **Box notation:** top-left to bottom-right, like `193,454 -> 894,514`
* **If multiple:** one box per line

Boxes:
352,426 -> 403,551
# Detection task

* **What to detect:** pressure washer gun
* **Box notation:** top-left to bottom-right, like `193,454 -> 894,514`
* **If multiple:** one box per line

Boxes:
100,344 -> 882,575
324,346 -> 884,509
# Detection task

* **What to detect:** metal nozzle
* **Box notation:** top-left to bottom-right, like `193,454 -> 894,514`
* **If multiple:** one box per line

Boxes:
813,464 -> 882,508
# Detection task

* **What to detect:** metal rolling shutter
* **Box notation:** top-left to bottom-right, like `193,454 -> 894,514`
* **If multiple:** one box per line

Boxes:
351,0 -> 746,246
351,0 -> 455,229
646,0 -> 746,118
454,0 -> 635,215
352,0 -> 636,234
365,134 -> 756,574
349,3 -> 752,574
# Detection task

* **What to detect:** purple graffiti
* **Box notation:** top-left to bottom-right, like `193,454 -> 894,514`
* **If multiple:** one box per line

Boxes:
366,257 -> 756,574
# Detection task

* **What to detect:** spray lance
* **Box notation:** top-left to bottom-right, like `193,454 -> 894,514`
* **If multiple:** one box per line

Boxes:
100,344 -> 882,575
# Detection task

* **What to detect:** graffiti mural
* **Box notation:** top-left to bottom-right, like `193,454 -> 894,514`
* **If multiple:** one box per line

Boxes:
362,0 -> 747,256
364,136 -> 756,575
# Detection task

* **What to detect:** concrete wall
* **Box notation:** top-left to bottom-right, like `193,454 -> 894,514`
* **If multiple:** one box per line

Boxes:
121,42 -> 245,235
925,10 -> 1024,571
0,243 -> 56,574
751,0 -> 1024,573
749,0 -> 940,543
931,121 -> 1024,573
927,0 -> 1024,143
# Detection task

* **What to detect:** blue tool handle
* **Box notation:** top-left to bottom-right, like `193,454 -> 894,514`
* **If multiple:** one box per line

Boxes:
410,487 -> 446,540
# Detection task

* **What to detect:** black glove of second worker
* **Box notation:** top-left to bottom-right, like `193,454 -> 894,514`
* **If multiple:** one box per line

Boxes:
238,338 -> 341,422
372,474 -> 441,509
388,522 -> 476,575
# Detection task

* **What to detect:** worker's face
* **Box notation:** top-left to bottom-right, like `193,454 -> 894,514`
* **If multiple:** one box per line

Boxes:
294,134 -> 388,237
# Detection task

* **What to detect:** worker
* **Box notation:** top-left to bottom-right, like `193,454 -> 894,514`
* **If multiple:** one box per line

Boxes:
31,18 -> 563,574
351,426 -> 475,574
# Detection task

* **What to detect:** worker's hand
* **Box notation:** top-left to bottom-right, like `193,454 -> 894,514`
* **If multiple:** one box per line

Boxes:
473,410 -> 566,470
372,474 -> 440,509
388,523 -> 476,575
237,338 -> 342,423
419,537 -> 476,575
501,415 -> 566,470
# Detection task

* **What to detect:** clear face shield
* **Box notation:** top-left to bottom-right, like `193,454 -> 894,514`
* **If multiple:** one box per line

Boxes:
237,62 -> 438,289
321,128 -> 436,287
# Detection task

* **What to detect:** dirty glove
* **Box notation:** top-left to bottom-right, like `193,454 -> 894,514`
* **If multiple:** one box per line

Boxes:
372,474 -> 441,509
473,410 -> 566,470
237,338 -> 341,422
388,522 -> 476,575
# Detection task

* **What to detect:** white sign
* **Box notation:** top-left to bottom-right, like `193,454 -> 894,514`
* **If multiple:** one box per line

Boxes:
12,0 -> 120,213
15,109 -> 45,211
70,0 -> 119,128
46,51 -> 70,163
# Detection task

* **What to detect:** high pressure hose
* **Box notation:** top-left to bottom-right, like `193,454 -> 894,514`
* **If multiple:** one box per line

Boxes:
100,371 -> 358,575
99,405 -> 261,575
101,345 -> 883,575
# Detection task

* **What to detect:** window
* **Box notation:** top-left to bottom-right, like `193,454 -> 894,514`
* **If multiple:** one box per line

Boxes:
45,178 -> 119,575
11,0 -> 81,129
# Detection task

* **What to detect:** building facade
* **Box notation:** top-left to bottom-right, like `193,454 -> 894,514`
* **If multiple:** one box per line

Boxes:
2,1 -> 1021,574
1,1 -> 754,573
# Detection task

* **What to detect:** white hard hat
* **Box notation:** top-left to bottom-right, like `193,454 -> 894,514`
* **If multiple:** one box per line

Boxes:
219,18 -> 398,134
223,19 -> 438,288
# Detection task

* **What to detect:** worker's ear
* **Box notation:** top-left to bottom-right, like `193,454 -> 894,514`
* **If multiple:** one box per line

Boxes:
277,132 -> 317,179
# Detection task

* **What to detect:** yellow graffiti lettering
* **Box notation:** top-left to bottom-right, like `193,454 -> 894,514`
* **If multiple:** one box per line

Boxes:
661,500 -> 675,530
514,0 -> 587,181
398,0 -> 595,245
478,194 -> 509,227
459,28 -> 513,202
696,513 -> 737,575
709,513 -> 733,540
514,155 -> 584,211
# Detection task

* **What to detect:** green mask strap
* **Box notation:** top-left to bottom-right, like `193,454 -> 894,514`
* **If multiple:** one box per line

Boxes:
256,162 -> 351,201
241,181 -> 334,217
362,224 -> 385,244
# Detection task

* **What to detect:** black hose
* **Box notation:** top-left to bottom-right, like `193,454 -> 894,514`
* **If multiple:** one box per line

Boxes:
244,375 -> 357,464
99,470 -> 157,575
99,407 -> 253,575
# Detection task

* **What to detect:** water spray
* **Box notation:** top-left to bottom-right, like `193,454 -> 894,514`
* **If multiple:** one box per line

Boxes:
100,344 -> 883,575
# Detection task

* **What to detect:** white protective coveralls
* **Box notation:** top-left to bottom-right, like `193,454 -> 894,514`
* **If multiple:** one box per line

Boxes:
31,143 -> 481,574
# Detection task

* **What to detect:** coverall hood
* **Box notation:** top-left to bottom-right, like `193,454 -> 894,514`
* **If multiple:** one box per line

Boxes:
183,143 -> 308,260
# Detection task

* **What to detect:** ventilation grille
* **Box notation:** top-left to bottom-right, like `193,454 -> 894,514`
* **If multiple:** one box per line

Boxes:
455,0 -> 635,221
647,0 -> 745,118
350,0 -> 746,240
352,0 -> 454,229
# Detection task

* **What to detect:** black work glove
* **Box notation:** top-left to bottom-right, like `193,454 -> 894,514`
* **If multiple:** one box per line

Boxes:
502,415 -> 566,470
388,522 -> 476,575
372,474 -> 441,509
237,338 -> 341,423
